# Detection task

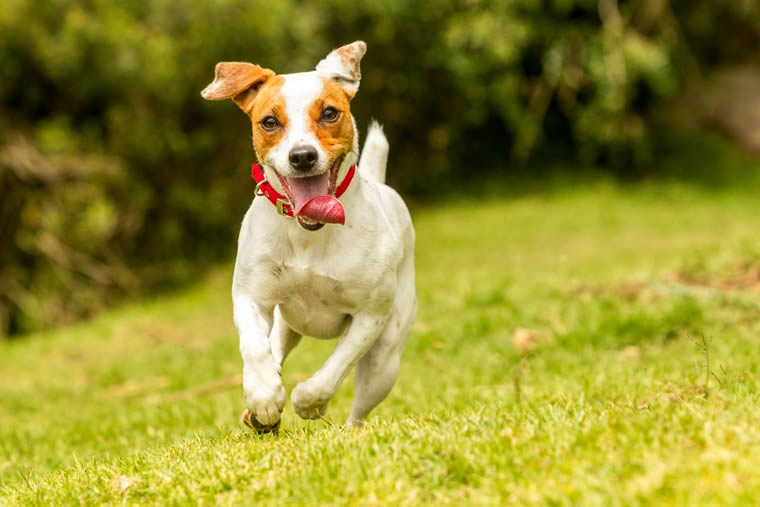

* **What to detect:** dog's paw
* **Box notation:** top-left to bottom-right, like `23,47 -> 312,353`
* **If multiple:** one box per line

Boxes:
243,375 -> 287,426
242,409 -> 281,434
343,417 -> 365,430
291,380 -> 331,420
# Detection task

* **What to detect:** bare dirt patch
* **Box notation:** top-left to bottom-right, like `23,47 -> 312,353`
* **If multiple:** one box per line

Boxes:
569,260 -> 760,301
671,262 -> 760,292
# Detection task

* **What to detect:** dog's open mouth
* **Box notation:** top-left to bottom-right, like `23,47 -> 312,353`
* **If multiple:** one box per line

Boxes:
277,157 -> 345,231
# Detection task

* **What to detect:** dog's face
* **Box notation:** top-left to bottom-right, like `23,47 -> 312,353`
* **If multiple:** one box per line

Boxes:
202,41 -> 366,231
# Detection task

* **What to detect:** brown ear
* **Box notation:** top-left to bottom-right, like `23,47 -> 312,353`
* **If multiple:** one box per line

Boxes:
201,62 -> 275,112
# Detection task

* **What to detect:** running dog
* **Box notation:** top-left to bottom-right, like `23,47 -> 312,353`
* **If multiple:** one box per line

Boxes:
201,41 -> 416,431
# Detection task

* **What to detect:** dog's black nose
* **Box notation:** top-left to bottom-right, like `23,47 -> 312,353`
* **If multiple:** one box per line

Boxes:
289,145 -> 318,171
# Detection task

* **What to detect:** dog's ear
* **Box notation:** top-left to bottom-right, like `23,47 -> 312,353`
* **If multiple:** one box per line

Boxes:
201,62 -> 275,113
316,41 -> 366,99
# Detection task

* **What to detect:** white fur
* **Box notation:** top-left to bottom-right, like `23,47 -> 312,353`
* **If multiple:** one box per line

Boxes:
359,121 -> 389,183
233,47 -> 416,428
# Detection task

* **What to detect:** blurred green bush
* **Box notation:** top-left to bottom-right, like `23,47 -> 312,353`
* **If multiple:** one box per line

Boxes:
1,0 -> 758,335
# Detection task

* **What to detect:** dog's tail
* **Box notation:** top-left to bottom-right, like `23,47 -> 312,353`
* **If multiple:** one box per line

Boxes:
358,120 -> 388,184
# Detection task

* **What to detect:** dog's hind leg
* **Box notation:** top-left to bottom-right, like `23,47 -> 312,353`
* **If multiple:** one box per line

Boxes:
290,311 -> 390,420
346,295 -> 416,428
347,257 -> 416,428
270,306 -> 302,369
358,121 -> 388,184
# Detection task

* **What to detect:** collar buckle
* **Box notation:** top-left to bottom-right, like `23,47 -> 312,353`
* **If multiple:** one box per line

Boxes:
276,198 -> 293,218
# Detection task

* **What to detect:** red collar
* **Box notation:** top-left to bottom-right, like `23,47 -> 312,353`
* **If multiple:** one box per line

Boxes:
251,163 -> 356,217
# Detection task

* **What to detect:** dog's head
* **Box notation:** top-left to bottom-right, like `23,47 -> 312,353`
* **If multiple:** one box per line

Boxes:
201,41 -> 366,231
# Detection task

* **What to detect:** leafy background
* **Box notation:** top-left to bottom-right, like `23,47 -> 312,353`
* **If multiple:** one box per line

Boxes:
1,0 -> 759,336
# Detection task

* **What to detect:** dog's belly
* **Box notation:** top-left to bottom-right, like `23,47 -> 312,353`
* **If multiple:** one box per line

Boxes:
278,301 -> 349,339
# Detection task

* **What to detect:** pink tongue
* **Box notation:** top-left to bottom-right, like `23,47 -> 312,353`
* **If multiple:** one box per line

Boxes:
297,196 -> 345,225
287,173 -> 346,225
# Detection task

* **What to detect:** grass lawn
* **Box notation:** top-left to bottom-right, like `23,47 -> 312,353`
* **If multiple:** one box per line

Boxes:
2,173 -> 760,503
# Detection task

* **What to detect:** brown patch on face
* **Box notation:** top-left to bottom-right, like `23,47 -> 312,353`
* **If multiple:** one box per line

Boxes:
248,75 -> 287,161
308,78 -> 355,163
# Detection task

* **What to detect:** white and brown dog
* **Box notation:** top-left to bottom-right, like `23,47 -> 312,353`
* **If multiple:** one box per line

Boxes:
201,41 -> 416,431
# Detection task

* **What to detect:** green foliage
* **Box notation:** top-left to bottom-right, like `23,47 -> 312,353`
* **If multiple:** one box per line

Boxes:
3,183 -> 760,502
0,0 -> 758,334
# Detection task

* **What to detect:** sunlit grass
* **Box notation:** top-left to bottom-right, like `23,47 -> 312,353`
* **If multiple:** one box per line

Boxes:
2,180 -> 760,504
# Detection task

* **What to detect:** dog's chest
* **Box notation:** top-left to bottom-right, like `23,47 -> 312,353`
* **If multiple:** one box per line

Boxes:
270,265 -> 352,337
260,253 -> 377,304
242,197 -> 402,337
272,263 -> 347,305
250,244 -> 394,338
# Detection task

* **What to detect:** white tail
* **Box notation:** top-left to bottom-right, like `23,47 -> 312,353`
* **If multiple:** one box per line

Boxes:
358,120 -> 389,184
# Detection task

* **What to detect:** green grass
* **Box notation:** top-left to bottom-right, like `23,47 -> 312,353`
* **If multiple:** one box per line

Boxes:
3,178 -> 760,504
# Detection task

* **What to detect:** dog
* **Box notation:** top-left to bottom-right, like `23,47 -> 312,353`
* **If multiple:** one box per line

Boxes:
201,41 -> 416,430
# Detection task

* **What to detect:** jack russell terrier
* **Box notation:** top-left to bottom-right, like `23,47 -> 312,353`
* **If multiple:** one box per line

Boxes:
201,41 -> 416,431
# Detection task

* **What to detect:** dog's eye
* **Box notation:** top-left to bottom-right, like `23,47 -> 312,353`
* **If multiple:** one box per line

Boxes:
260,116 -> 280,131
320,107 -> 340,123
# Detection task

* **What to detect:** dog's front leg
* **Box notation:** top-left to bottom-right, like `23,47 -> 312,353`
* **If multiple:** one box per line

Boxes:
233,293 -> 286,427
291,312 -> 389,420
